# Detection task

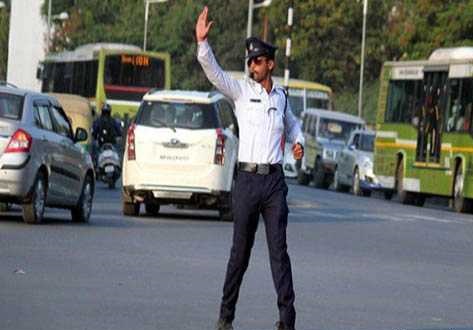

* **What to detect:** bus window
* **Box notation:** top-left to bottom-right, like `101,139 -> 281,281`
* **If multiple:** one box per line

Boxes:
71,61 -> 98,97
289,95 -> 304,118
385,80 -> 423,124
309,115 -> 317,136
447,78 -> 473,133
104,54 -> 165,101
307,97 -> 329,110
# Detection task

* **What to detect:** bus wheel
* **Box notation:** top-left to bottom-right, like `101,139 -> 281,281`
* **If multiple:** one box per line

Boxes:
414,194 -> 426,207
453,165 -> 473,213
396,162 -> 415,205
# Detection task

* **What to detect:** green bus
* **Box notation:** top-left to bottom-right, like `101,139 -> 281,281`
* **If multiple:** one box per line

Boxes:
374,47 -> 473,212
40,43 -> 171,117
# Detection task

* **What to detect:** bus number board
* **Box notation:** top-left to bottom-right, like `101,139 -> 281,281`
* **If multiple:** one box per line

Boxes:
121,54 -> 150,67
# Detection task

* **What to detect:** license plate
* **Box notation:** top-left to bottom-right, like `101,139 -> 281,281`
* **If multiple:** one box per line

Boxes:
153,191 -> 192,199
105,165 -> 115,173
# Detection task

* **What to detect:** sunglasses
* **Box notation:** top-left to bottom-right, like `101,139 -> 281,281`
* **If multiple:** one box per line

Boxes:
247,56 -> 267,67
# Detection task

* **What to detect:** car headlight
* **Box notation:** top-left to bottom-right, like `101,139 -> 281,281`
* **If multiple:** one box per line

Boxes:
322,149 -> 336,160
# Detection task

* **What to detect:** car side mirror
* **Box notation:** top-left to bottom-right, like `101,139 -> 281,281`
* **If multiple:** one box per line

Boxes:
348,144 -> 356,151
74,127 -> 88,143
36,64 -> 44,80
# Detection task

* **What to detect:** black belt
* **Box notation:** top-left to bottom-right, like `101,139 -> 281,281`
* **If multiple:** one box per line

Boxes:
238,162 -> 281,175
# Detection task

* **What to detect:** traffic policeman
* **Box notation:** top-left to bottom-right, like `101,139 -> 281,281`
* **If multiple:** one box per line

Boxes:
196,6 -> 304,330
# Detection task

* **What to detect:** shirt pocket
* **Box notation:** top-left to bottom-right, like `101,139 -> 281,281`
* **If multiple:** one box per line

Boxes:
246,103 -> 266,128
271,108 -> 285,134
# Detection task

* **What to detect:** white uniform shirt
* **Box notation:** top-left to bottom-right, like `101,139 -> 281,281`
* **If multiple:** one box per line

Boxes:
197,40 -> 304,165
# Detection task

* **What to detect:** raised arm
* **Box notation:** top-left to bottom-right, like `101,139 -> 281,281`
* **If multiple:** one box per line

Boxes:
195,6 -> 242,100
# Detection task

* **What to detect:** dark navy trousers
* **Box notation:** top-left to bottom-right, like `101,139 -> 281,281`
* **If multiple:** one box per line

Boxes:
219,165 -> 296,328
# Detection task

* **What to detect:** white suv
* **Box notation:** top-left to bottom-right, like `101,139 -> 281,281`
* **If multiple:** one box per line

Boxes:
122,90 -> 238,220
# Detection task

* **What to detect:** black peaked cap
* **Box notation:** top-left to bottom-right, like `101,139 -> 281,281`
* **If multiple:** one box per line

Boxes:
245,36 -> 277,60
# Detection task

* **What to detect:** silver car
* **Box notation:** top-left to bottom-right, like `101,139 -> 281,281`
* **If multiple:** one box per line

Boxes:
0,85 -> 95,224
333,129 -> 381,196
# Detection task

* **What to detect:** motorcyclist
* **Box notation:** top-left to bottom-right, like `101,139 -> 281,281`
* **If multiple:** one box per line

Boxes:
92,103 -> 122,164
93,103 -> 122,146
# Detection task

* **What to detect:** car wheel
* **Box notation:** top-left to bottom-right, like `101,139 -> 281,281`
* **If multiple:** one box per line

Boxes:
314,160 -> 328,189
218,208 -> 233,221
123,201 -> 140,216
297,170 -> 309,186
22,172 -> 46,224
71,175 -> 94,223
396,162 -> 415,205
218,188 -> 233,221
145,202 -> 160,216
352,168 -> 362,196
384,191 -> 394,200
334,167 -> 348,192
453,164 -> 473,212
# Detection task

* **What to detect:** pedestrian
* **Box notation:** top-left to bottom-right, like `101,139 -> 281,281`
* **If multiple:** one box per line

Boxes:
195,6 -> 304,330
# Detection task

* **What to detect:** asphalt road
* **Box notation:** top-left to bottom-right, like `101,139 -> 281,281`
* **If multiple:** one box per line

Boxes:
1,180 -> 473,330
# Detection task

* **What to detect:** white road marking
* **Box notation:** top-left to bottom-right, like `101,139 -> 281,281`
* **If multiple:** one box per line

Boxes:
290,209 -> 349,219
408,214 -> 463,224
361,214 -> 415,222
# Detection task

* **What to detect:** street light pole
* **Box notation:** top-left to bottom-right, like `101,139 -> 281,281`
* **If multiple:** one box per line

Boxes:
245,0 -> 272,75
283,0 -> 294,90
244,0 -> 254,75
143,0 -> 167,51
47,0 -> 52,51
357,0 -> 368,118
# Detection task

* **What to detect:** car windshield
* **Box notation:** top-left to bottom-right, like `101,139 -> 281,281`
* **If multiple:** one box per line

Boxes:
137,101 -> 219,129
318,118 -> 360,142
359,134 -> 375,152
0,93 -> 23,120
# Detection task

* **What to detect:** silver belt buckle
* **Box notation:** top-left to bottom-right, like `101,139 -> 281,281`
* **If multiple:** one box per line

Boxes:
256,164 -> 270,175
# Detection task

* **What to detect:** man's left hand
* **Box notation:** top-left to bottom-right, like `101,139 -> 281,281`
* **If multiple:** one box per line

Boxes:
292,143 -> 304,160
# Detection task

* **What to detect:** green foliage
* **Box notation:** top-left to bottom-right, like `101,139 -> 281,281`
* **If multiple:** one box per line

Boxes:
334,82 -> 379,124
2,0 -> 471,124
0,0 -> 10,80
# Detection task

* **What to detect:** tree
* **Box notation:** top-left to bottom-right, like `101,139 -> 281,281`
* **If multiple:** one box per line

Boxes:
0,0 -> 10,81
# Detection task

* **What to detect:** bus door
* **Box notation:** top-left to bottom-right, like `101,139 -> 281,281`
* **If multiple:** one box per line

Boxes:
416,70 -> 448,163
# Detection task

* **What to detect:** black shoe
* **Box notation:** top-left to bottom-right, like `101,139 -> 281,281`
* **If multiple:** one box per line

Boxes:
275,321 -> 295,330
216,319 -> 233,330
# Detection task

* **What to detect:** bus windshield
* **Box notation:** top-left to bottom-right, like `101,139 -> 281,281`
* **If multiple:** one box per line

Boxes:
318,118 -> 359,141
104,54 -> 166,101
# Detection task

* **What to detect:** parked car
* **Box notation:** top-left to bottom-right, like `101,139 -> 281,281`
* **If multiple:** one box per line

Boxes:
122,90 -> 239,221
297,108 -> 365,188
334,129 -> 381,196
0,85 -> 95,223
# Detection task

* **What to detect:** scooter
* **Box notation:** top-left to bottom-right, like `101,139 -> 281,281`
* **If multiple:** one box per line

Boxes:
96,143 -> 121,189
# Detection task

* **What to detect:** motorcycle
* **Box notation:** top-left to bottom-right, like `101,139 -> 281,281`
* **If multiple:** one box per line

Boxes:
96,143 -> 121,189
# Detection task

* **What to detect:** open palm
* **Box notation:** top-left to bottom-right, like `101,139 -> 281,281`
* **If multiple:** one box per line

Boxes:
195,6 -> 213,42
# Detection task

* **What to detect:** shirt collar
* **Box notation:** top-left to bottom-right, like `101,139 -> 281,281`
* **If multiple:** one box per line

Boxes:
246,77 -> 280,95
